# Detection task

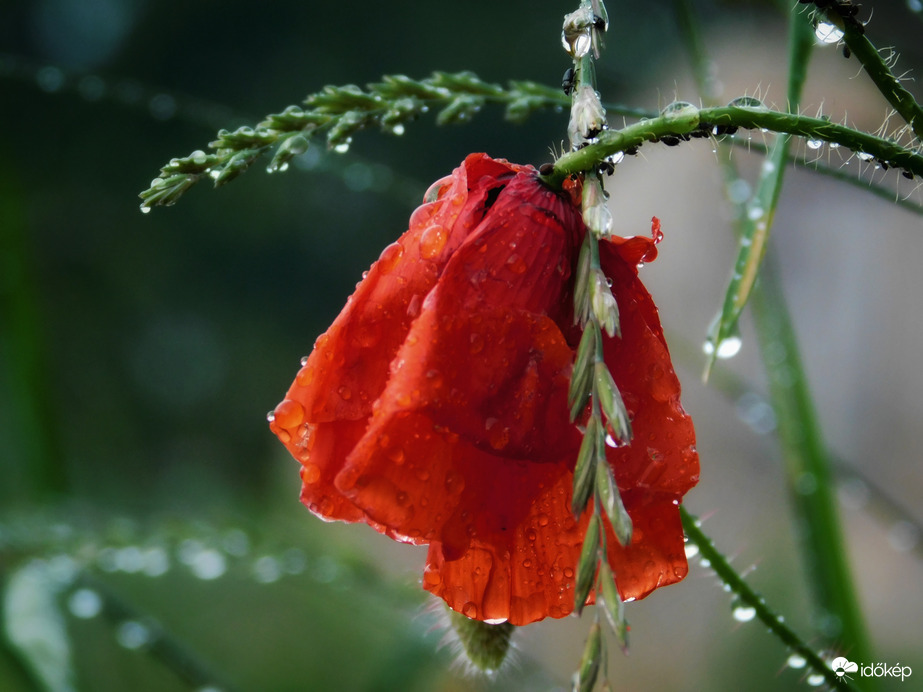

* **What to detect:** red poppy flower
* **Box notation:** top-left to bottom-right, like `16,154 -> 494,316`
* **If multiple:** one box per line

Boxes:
269,153 -> 698,626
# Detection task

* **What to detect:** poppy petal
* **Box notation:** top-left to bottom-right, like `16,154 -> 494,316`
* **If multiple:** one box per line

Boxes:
421,451 -> 586,626
599,243 -> 699,498
605,491 -> 689,602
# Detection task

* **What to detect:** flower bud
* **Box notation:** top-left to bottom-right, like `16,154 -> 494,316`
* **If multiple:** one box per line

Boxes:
581,174 -> 613,237
568,85 -> 607,148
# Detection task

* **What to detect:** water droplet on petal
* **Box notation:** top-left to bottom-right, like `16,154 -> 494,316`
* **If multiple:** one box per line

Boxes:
272,399 -> 305,428
419,224 -> 448,259
462,602 -> 478,618
302,463 -> 321,484
377,242 -> 404,273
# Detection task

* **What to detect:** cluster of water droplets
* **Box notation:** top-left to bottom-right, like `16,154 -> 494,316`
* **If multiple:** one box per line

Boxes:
0,515 -> 354,670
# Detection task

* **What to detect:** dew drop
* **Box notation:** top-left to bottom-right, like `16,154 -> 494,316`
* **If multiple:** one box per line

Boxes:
746,204 -> 764,221
806,673 -> 826,686
302,463 -> 321,484
116,620 -> 151,650
732,604 -> 757,622
222,529 -> 250,557
462,601 -> 478,618
253,555 -> 282,583
537,514 -> 550,527
68,588 -> 102,619
419,224 -> 448,259
728,96 -> 765,110
786,653 -> 807,669
391,124 -> 405,136
815,22 -> 844,44
806,139 -> 823,150
684,543 -> 700,559
140,205 -> 151,214
272,399 -> 305,428
190,549 -> 227,580
377,242 -> 404,273
703,335 -> 742,359
561,30 -> 592,58
141,547 -> 169,577
856,151 -> 874,161
506,254 -> 527,275
334,141 -> 351,154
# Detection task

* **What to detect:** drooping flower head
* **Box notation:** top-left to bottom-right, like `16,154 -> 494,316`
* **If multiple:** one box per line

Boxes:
269,153 -> 698,626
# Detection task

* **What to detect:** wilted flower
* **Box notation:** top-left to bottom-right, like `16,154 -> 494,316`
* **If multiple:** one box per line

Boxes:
269,153 -> 698,625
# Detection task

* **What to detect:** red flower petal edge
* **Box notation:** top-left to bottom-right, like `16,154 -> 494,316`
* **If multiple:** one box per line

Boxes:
269,154 -> 699,625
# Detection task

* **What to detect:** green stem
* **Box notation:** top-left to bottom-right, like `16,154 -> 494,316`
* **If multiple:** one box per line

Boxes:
749,256 -> 874,667
547,106 -> 923,186
817,5 -> 923,141
681,509 -> 860,691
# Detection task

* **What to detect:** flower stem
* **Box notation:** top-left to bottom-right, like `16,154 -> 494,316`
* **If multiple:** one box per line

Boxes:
811,1 -> 923,141
680,508 -> 861,691
547,106 -> 923,187
749,256 -> 875,669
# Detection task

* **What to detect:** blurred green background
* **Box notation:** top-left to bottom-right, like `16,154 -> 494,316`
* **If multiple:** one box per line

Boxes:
1,1 -> 922,690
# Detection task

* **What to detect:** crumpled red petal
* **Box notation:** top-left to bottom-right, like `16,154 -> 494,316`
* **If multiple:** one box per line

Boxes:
269,154 -> 699,625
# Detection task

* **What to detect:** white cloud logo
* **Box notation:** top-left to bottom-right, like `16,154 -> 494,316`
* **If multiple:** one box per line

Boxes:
831,657 -> 859,681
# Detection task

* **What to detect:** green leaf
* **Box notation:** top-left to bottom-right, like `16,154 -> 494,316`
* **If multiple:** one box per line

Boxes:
3,561 -> 76,692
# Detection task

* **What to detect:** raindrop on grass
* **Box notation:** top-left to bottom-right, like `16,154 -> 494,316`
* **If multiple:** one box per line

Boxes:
815,22 -> 844,44
732,604 -> 757,622
253,555 -> 282,583
68,589 -> 102,619
189,549 -> 227,580
703,334 -> 742,360
786,653 -> 807,669
116,621 -> 151,650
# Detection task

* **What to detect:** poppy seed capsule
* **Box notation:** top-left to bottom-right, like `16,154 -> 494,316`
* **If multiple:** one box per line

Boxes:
269,154 -> 699,626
